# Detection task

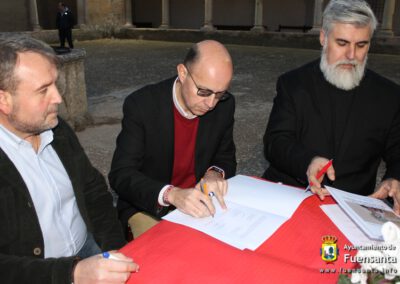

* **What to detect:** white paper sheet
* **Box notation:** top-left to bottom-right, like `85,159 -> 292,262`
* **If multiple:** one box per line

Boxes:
163,175 -> 312,250
326,186 -> 400,240
226,175 -> 312,218
321,204 -> 375,246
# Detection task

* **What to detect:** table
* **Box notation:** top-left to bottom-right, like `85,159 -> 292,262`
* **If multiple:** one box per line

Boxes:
121,187 -> 358,283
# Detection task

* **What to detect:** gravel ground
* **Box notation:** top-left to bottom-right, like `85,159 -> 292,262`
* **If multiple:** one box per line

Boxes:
75,39 -> 400,181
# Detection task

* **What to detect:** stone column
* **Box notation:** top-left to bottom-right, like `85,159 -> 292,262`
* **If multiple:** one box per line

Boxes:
76,0 -> 87,27
125,0 -> 135,27
309,0 -> 323,34
202,0 -> 215,31
159,0 -> 170,29
29,0 -> 41,31
251,0 -> 265,32
377,0 -> 396,37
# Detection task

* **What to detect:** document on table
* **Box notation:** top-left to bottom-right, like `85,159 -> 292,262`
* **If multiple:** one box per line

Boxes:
321,204 -> 376,246
163,175 -> 312,250
326,186 -> 400,241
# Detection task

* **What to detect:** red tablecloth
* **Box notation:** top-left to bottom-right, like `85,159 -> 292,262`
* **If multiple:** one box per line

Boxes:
121,190 -> 358,283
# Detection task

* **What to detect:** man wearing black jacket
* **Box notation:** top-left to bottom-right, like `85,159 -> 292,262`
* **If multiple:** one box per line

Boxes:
262,0 -> 400,211
56,2 -> 74,49
109,40 -> 237,238
0,35 -> 138,283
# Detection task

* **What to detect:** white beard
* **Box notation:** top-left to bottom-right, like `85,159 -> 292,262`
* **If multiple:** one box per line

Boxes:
320,45 -> 367,91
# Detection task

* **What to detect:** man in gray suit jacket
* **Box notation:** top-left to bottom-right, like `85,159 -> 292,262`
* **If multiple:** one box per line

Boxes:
263,0 -> 400,212
0,35 -> 138,283
109,40 -> 237,237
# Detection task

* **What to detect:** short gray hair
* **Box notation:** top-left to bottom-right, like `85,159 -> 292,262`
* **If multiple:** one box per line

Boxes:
322,0 -> 377,36
0,34 -> 58,93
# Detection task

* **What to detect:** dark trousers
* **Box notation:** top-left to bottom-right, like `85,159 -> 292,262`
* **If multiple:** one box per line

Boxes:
59,28 -> 73,48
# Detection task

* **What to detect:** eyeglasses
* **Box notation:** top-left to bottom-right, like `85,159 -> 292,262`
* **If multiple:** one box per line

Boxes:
184,65 -> 229,101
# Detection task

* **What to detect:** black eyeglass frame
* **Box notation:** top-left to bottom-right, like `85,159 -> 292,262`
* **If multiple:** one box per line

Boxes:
184,65 -> 230,101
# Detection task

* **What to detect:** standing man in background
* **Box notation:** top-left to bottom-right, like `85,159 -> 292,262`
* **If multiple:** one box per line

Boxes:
56,2 -> 74,49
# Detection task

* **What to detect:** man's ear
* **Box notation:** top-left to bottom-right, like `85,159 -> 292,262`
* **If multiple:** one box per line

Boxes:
319,29 -> 326,47
176,64 -> 187,82
0,90 -> 12,114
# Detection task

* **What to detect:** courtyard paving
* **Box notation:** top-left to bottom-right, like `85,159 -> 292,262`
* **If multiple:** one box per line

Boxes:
75,39 -> 400,180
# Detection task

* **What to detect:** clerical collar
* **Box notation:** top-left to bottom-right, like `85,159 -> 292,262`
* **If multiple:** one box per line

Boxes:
172,77 -> 197,120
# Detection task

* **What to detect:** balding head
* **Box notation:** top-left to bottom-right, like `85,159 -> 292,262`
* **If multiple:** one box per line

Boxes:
177,40 -> 233,116
183,40 -> 233,93
184,40 -> 232,69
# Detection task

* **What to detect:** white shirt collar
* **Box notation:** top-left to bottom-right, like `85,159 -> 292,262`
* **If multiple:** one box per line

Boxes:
172,77 -> 197,120
0,124 -> 54,153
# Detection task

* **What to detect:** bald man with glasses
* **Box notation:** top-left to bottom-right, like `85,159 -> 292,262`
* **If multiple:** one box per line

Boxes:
109,40 -> 237,238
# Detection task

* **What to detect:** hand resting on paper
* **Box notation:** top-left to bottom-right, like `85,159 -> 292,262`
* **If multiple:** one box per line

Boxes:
168,171 -> 228,218
74,251 -> 139,284
370,178 -> 400,215
168,187 -> 216,218
306,156 -> 335,200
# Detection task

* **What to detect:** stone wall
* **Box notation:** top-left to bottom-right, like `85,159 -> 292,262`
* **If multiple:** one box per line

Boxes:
56,48 -> 92,131
1,0 -> 399,35
0,0 -> 30,31
86,0 -> 125,26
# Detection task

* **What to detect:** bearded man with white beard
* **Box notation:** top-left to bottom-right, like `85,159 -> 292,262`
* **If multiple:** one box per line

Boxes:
262,0 -> 400,211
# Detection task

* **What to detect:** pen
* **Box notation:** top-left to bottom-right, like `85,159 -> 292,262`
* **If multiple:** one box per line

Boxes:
306,159 -> 333,191
102,251 -> 122,261
200,179 -> 215,197
200,179 -> 214,218
103,252 -> 140,272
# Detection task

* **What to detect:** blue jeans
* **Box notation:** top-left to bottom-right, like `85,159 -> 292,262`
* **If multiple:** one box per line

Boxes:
77,232 -> 101,259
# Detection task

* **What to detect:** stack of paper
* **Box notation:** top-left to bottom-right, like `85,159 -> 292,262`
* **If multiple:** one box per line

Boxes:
163,175 -> 312,250
321,204 -> 375,246
326,186 -> 400,241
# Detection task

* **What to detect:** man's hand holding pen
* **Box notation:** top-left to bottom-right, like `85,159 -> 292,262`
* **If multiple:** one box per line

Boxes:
167,187 -> 215,218
306,157 -> 335,200
166,170 -> 228,218
199,180 -> 214,217
201,169 -> 228,210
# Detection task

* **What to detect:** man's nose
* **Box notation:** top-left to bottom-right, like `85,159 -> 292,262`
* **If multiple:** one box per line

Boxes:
205,94 -> 217,108
346,45 -> 356,60
51,85 -> 63,104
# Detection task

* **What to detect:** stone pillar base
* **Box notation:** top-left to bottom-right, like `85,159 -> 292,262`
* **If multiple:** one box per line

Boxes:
32,25 -> 42,31
251,26 -> 265,32
159,24 -> 170,29
308,27 -> 321,34
56,48 -> 91,131
201,24 -> 215,31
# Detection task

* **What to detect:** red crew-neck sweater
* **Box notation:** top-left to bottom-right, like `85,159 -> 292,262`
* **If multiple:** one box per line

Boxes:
171,105 -> 199,188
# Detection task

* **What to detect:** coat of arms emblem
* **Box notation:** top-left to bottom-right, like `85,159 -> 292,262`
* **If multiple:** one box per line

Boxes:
320,235 -> 339,262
